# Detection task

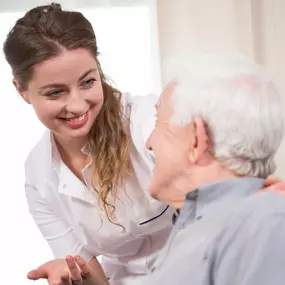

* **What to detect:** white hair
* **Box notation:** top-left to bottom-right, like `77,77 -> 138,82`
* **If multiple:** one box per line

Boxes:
164,53 -> 284,178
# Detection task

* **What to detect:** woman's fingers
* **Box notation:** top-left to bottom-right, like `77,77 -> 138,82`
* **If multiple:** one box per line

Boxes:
264,175 -> 281,186
74,255 -> 91,280
60,270 -> 72,285
65,255 -> 82,285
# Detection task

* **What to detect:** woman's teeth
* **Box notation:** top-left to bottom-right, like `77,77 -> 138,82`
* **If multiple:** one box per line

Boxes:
67,113 -> 86,122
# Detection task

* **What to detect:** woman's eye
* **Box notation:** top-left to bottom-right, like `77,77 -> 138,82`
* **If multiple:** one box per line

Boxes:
46,89 -> 62,97
82,78 -> 96,88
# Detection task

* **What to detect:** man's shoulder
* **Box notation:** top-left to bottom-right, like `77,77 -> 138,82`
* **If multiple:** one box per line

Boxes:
239,191 -> 285,218
214,192 -> 285,278
221,192 -> 285,243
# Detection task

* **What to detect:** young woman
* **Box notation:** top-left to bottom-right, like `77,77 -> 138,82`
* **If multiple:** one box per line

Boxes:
4,3 -> 171,285
3,3 -> 285,285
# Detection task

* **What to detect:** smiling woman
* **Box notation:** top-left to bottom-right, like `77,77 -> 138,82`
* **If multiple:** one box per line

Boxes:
15,50 -> 104,141
0,1 -> 161,285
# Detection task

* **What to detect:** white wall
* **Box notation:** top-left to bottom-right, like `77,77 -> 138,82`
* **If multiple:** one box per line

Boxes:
157,0 -> 285,178
0,2 -> 159,284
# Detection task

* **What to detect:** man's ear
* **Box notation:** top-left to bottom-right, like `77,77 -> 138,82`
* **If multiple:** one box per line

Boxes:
188,116 -> 210,164
13,79 -> 30,104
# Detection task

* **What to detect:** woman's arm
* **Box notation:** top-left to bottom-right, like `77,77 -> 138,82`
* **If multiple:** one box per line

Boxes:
29,256 -> 109,285
25,183 -> 102,284
25,183 -> 94,261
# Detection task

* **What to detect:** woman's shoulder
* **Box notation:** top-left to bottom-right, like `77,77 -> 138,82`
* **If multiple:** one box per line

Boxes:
120,92 -> 158,130
25,130 -> 53,179
120,92 -> 157,161
120,92 -> 158,113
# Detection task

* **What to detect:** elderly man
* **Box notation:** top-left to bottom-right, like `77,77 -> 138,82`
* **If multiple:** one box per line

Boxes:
145,53 -> 285,285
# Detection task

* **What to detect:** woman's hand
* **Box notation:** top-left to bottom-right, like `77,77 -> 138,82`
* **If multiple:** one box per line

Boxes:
62,255 -> 108,285
61,255 -> 92,285
27,258 -> 68,285
262,176 -> 285,194
27,256 -> 108,285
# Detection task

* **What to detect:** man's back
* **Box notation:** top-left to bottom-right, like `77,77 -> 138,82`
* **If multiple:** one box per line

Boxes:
147,178 -> 285,285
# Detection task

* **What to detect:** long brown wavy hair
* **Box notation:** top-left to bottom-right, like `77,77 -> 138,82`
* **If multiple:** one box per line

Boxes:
3,3 -> 132,224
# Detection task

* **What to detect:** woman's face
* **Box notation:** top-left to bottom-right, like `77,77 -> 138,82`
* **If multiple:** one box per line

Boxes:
15,48 -> 104,142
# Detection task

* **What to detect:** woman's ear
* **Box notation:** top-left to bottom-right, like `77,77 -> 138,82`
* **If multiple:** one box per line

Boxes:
13,79 -> 30,104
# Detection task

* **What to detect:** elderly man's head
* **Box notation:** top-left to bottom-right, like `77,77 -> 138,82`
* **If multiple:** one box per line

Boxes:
147,53 -> 284,208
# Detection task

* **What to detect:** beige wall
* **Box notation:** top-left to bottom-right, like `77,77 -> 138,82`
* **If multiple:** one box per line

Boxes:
157,0 -> 285,178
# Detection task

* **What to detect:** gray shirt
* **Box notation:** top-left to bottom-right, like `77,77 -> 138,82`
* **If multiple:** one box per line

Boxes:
146,177 -> 285,285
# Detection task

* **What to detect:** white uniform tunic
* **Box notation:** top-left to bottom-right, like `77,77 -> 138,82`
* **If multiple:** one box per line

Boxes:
24,93 -> 174,284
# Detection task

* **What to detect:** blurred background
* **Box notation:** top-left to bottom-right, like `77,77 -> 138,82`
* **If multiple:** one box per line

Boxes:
0,0 -> 284,284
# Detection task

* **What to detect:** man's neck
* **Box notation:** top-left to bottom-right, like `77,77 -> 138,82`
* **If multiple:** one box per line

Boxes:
170,162 -> 238,209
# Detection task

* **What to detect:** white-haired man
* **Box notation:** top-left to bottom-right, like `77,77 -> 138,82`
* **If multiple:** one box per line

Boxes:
145,53 -> 285,285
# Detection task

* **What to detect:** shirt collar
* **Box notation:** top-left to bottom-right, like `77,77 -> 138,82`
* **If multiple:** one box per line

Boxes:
178,177 -> 265,224
172,209 -> 180,224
